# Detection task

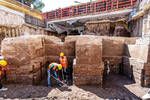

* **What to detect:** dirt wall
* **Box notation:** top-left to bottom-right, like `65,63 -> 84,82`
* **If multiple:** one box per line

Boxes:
1,35 -> 45,84
1,35 -> 75,85
74,36 -> 104,86
66,36 -> 136,74
1,35 -> 139,86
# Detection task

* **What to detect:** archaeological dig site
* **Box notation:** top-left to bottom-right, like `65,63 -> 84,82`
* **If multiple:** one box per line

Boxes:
0,0 -> 150,99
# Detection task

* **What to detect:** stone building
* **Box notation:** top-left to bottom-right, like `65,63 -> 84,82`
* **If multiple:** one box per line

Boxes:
0,0 -> 49,48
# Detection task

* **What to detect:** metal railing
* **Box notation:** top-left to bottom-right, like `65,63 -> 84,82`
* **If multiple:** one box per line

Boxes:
43,0 -> 137,21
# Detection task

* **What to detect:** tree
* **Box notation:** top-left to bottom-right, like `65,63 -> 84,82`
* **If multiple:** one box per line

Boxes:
23,0 -> 45,11
32,0 -> 45,11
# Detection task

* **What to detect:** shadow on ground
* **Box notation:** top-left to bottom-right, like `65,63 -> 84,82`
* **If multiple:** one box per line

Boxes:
79,74 -> 141,100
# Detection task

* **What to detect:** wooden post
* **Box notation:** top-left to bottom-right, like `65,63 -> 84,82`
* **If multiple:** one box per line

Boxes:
131,0 -> 133,6
86,3 -> 88,14
111,0 -> 113,10
117,0 -> 119,9
60,9 -> 62,19
55,11 -> 56,19
94,2 -> 96,13
106,0 -> 108,11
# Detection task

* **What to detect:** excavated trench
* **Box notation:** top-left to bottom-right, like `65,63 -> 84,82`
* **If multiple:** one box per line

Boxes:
2,35 -> 145,87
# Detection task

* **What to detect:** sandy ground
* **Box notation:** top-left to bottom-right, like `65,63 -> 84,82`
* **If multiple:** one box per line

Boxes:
0,74 -> 149,100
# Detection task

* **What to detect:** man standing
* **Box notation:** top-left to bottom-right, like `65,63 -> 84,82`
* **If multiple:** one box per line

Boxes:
59,52 -> 69,84
47,62 -> 62,87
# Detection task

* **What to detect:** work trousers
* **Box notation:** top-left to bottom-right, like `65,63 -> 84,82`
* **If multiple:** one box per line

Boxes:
0,78 -> 2,89
47,69 -> 58,87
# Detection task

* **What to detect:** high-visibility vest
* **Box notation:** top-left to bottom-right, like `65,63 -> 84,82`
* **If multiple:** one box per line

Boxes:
48,63 -> 57,69
59,57 -> 68,68
0,67 -> 2,77
0,70 -> 2,77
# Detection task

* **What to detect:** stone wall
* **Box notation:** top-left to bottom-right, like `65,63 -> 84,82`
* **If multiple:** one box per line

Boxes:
123,39 -> 150,87
66,36 -> 137,85
66,36 -> 136,74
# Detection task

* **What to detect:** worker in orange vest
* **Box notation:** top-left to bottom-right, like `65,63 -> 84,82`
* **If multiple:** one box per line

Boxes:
59,52 -> 69,84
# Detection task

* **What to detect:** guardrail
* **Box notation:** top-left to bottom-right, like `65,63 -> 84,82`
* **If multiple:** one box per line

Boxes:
43,0 -> 137,21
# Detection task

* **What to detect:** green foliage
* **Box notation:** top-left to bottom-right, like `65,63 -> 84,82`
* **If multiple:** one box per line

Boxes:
23,0 -> 45,11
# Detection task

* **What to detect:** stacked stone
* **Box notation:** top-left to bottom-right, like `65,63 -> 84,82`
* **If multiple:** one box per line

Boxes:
102,38 -> 125,74
101,37 -> 136,74
1,35 -> 45,85
85,20 -> 112,36
123,44 -> 148,86
143,48 -> 150,86
144,63 -> 150,86
74,36 -> 104,86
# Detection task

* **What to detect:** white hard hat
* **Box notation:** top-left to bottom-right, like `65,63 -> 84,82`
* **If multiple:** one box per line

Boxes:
0,56 -> 4,60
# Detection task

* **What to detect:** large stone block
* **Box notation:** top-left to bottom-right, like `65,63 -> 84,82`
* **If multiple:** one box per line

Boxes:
103,56 -> 122,65
45,56 -> 59,63
125,44 -> 148,62
63,41 -> 75,56
6,69 -> 42,85
73,64 -> 104,86
76,36 -> 102,65
73,64 -> 103,76
74,75 -> 103,86
44,43 -> 63,56
102,38 -> 124,57
1,35 -> 45,66
44,36 -> 61,44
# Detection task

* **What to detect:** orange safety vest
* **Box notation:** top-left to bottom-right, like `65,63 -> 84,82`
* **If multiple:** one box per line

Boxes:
59,56 -> 68,68
0,67 -> 2,77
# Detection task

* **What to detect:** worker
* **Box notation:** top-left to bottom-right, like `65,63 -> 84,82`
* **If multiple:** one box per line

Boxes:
59,52 -> 69,84
47,62 -> 63,87
0,59 -> 8,91
106,60 -> 110,75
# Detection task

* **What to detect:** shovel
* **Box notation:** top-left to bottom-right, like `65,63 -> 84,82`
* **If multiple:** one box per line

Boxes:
51,75 -> 68,87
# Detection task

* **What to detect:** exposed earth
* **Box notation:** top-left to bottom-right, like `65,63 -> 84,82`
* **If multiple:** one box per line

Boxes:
0,74 -> 149,100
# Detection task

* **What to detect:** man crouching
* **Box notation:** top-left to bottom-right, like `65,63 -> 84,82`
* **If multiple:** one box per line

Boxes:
47,63 -> 63,87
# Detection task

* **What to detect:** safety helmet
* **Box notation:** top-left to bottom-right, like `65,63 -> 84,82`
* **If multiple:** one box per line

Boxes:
58,64 -> 62,70
0,60 -> 7,67
60,52 -> 64,57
